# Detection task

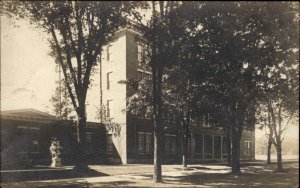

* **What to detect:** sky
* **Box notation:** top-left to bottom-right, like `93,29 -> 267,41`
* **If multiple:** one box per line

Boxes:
1,15 -> 298,143
1,16 -> 57,114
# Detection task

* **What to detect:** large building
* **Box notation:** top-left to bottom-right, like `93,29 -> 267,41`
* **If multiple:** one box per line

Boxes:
87,27 -> 256,164
1,27 -> 255,168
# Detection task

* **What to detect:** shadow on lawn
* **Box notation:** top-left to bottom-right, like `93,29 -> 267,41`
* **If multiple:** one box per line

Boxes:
7,180 -> 136,188
1,168 -> 108,183
137,163 -> 298,188
164,166 -> 298,188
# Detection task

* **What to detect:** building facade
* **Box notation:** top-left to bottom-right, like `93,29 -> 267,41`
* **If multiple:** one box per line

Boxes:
93,28 -> 255,164
0,109 -> 107,168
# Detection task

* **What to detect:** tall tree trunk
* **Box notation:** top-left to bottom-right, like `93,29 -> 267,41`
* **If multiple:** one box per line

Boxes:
276,142 -> 283,171
74,105 -> 88,171
227,137 -> 232,165
226,129 -> 232,165
267,136 -> 272,164
182,128 -> 188,169
153,119 -> 162,182
152,65 -> 162,183
266,111 -> 273,165
231,124 -> 242,175
182,112 -> 190,169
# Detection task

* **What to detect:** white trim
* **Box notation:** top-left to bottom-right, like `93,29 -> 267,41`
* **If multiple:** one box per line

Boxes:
137,69 -> 152,75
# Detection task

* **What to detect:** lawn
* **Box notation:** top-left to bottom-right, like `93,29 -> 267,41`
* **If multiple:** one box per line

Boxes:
1,160 -> 298,187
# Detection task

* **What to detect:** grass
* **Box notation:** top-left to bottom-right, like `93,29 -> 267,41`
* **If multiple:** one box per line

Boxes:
1,160 -> 298,187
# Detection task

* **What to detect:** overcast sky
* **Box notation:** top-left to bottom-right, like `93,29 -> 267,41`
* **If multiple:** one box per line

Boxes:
1,16 -> 57,113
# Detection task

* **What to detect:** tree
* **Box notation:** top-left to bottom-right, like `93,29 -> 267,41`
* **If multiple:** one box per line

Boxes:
130,1 -> 184,182
185,1 -> 299,174
257,105 -> 274,164
2,1 -> 133,171
130,1 -> 207,180
258,61 -> 299,171
254,2 -> 299,171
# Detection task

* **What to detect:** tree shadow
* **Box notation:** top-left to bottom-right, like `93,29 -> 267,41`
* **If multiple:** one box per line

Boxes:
1,168 -> 108,183
3,180 -> 136,188
133,163 -> 299,188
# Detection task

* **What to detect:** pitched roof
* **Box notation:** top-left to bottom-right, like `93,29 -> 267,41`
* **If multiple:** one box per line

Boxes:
0,108 -> 57,123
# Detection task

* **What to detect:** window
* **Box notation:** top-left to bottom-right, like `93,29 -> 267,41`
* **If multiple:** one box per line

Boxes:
202,114 -> 210,127
107,72 -> 112,90
86,132 -> 92,152
138,71 -> 143,80
204,135 -> 213,159
195,134 -> 203,154
214,136 -> 222,159
191,117 -> 197,125
137,44 -> 149,65
145,134 -> 151,153
107,45 -> 111,61
222,136 -> 229,159
137,132 -> 152,154
15,126 -> 40,153
244,141 -> 251,156
86,132 -> 92,144
107,100 -> 113,118
15,126 -> 28,153
106,134 -> 113,153
137,70 -> 151,81
138,44 -> 146,62
165,134 -> 177,154
138,44 -> 143,62
28,128 -> 39,153
138,133 -> 144,152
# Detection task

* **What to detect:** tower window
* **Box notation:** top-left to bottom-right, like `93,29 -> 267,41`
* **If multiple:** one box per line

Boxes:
107,72 -> 112,90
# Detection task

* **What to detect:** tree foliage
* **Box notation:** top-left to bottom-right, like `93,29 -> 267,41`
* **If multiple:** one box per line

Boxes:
96,105 -> 121,137
50,78 -> 75,120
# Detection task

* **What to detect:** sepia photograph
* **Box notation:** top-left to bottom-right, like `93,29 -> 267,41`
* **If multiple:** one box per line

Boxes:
0,1 -> 299,187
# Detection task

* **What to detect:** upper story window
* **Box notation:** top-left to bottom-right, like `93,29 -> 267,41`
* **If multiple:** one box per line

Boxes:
107,100 -> 113,118
137,44 -> 149,65
137,70 -> 151,81
107,45 -> 111,61
137,44 -> 143,63
107,72 -> 112,90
